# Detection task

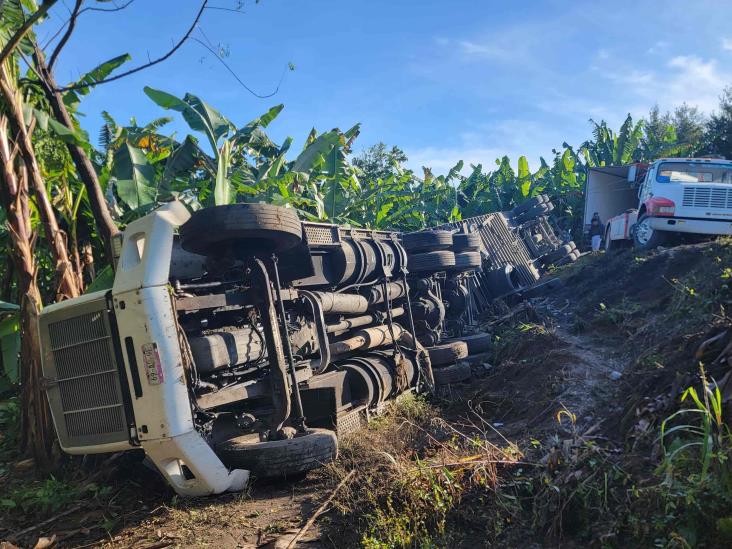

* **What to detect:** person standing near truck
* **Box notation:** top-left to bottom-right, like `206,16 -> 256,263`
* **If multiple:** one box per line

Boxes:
589,212 -> 603,252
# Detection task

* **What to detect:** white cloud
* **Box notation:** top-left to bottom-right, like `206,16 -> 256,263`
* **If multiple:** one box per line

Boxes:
405,120 -> 566,174
597,53 -> 731,113
722,37 -> 732,51
458,40 -> 511,59
647,40 -> 669,55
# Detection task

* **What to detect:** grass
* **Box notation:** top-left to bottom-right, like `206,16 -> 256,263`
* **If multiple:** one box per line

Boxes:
319,393 -> 520,547
0,476 -> 112,515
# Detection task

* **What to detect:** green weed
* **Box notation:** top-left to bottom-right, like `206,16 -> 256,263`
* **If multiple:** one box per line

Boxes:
1,476 -> 111,515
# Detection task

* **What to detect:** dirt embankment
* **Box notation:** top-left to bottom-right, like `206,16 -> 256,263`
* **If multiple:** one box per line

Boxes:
469,240 -> 732,546
3,241 -> 732,548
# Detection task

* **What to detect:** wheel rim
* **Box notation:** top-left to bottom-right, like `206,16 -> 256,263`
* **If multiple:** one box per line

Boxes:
635,218 -> 653,245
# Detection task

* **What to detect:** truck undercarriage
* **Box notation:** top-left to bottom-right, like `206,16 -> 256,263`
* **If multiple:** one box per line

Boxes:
38,197 -> 571,496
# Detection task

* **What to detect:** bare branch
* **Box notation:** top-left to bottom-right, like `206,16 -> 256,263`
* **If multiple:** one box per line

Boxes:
42,0 -> 136,51
82,0 -> 135,13
205,5 -> 245,13
54,0 -> 208,93
191,35 -> 287,99
47,0 -> 82,72
0,0 -> 59,67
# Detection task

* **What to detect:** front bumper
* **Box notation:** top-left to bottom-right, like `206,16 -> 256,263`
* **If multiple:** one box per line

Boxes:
648,217 -> 732,236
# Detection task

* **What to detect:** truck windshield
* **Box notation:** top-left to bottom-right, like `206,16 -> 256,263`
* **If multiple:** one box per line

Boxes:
656,162 -> 732,184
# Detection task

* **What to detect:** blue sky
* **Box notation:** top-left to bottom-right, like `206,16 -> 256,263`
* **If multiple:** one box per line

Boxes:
37,0 -> 732,172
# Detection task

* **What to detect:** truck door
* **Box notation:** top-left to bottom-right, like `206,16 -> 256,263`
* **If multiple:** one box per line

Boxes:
638,168 -> 652,204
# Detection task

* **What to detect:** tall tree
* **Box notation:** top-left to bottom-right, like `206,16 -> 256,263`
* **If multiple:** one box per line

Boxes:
701,88 -> 732,159
0,115 -> 53,467
32,46 -> 121,261
642,105 -> 675,159
672,103 -> 705,155
353,142 -> 408,182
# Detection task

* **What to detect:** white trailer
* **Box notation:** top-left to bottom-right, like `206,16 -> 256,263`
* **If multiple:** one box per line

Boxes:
585,158 -> 732,251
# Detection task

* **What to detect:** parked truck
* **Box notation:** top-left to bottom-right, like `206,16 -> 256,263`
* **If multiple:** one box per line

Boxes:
586,157 -> 732,250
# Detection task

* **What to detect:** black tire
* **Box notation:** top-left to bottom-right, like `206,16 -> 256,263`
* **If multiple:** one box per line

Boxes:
555,252 -> 578,266
511,196 -> 547,216
633,214 -> 668,251
427,341 -> 469,366
544,243 -> 573,264
604,228 -> 615,252
453,232 -> 481,252
408,250 -> 456,272
447,332 -> 492,354
215,428 -> 337,478
433,362 -> 472,385
448,251 -> 482,272
181,203 -> 302,257
403,230 -> 454,253
484,265 -> 521,296
514,202 -> 551,224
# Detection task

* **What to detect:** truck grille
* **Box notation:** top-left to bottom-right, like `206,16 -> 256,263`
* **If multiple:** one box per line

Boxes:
41,296 -> 129,448
682,186 -> 732,209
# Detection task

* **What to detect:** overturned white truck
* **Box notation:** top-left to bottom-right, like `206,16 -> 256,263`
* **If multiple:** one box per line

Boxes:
38,202 -> 488,496
38,195 -> 570,497
587,157 -> 732,250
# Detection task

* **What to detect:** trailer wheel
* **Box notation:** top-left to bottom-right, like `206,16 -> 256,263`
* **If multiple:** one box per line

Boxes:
408,250 -> 456,272
511,196 -> 547,216
514,202 -> 551,224
427,341 -> 469,366
633,214 -> 667,251
446,332 -> 492,354
215,428 -> 337,479
604,227 -> 625,252
448,251 -> 482,272
403,230 -> 454,253
433,362 -> 472,385
453,232 -> 481,252
544,243 -> 574,264
555,249 -> 580,266
181,203 -> 302,257
484,264 -> 522,296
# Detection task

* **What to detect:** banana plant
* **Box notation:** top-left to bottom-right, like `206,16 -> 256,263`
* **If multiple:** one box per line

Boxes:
0,301 -> 19,397
581,114 -> 644,166
144,86 -> 283,207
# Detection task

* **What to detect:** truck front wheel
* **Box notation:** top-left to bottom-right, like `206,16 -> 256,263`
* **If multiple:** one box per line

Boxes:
633,215 -> 667,251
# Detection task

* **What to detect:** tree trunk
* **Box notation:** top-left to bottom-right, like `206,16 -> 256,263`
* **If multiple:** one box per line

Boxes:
0,66 -> 82,300
32,46 -> 120,262
18,272 -> 50,466
0,117 -> 55,467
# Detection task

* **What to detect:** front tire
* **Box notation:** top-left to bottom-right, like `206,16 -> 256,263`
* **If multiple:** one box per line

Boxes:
216,428 -> 338,478
633,214 -> 667,251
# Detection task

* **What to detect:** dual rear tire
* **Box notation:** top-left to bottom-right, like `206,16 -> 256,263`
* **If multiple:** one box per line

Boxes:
181,203 -> 303,257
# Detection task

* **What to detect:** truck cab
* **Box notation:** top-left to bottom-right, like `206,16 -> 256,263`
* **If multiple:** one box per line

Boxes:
587,158 -> 732,250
